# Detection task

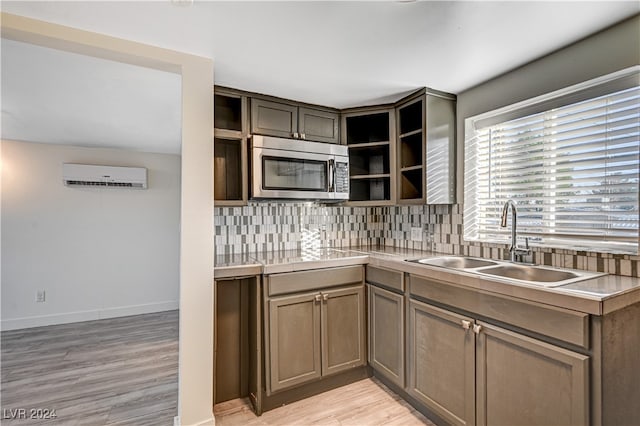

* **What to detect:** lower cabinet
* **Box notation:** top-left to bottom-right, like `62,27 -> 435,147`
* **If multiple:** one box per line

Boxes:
476,322 -> 589,426
268,291 -> 322,392
368,284 -> 405,387
267,284 -> 365,393
407,300 -> 475,426
408,298 -> 590,426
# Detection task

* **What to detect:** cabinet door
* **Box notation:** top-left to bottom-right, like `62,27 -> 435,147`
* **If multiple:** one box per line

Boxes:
268,292 -> 321,393
368,284 -> 405,387
321,285 -> 366,376
408,299 -> 475,426
299,107 -> 340,144
251,99 -> 298,138
476,321 -> 589,426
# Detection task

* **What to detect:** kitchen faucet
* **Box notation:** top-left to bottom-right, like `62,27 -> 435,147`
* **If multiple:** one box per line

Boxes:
500,200 -> 532,262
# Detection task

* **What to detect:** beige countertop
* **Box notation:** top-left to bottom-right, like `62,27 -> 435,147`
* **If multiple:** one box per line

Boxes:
214,246 -> 640,315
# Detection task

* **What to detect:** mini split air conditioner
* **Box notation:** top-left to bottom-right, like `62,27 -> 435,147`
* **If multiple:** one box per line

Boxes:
62,163 -> 148,189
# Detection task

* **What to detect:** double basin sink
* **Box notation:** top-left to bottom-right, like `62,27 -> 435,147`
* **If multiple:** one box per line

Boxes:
408,256 -> 605,288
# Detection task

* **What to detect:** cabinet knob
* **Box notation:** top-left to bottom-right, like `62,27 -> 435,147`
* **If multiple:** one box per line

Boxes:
293,132 -> 299,139
461,320 -> 471,330
301,133 -> 306,140
314,294 -> 322,302
322,293 -> 329,301
472,324 -> 482,335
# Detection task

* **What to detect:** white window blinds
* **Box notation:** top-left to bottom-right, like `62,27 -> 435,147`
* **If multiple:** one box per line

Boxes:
464,71 -> 640,254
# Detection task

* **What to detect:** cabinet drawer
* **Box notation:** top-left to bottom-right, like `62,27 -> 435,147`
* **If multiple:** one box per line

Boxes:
409,275 -> 589,348
366,266 -> 404,293
268,265 -> 364,296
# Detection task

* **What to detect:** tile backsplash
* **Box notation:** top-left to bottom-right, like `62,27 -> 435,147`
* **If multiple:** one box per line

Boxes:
214,203 -> 382,255
214,202 -> 640,277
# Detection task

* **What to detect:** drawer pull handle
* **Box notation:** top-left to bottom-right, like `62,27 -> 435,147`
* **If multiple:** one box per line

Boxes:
461,320 -> 471,330
473,324 -> 482,335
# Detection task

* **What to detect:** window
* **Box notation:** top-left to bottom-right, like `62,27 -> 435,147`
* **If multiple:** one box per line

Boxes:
464,68 -> 640,254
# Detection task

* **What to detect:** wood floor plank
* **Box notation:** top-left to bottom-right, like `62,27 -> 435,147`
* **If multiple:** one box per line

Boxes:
214,378 -> 436,426
1,310 -> 178,426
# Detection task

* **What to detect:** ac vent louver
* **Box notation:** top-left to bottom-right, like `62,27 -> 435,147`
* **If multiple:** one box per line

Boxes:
62,164 -> 148,189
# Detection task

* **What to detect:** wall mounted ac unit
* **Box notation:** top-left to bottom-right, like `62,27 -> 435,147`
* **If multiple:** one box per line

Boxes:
62,163 -> 148,189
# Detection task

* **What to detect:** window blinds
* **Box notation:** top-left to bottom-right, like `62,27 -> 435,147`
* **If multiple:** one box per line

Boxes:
464,81 -> 640,254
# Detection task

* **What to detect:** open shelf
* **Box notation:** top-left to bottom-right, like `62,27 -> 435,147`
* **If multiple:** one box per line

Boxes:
349,144 -> 390,176
214,137 -> 243,201
214,94 -> 242,131
350,173 -> 390,180
397,96 -> 426,203
400,165 -> 422,173
350,177 -> 391,202
399,168 -> 423,200
398,99 -> 423,135
400,131 -> 423,168
346,112 -> 390,145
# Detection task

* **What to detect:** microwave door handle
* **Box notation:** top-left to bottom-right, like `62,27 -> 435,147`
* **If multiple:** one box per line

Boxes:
328,159 -> 335,192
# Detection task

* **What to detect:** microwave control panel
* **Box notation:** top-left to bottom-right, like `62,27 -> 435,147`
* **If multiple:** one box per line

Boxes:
335,161 -> 349,194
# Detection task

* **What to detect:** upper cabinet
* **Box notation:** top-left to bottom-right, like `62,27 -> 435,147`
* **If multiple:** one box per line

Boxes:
251,98 -> 340,144
215,86 -> 455,206
298,107 -> 340,144
214,88 -> 249,206
396,89 -> 456,205
425,93 -> 456,204
342,107 -> 396,205
250,99 -> 298,139
397,96 -> 425,203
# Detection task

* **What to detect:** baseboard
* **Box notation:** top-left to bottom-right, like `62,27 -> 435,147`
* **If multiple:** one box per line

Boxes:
173,416 -> 215,426
0,300 -> 179,331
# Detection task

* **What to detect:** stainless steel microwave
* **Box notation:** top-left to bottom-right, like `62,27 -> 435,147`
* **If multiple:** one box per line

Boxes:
251,135 -> 349,201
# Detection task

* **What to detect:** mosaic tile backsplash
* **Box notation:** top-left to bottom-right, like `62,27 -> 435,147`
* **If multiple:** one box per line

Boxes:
214,202 -> 640,277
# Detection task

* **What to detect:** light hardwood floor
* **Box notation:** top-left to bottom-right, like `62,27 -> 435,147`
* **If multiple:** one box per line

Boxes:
1,310 -> 178,425
3,311 -> 434,426
214,378 -> 436,426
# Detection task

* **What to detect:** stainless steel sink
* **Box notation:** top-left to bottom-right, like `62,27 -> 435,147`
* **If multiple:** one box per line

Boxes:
413,256 -> 498,269
407,256 -> 605,287
477,264 -> 577,283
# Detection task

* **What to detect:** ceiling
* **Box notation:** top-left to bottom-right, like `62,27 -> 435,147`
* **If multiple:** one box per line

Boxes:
1,1 -> 638,154
1,39 -> 182,154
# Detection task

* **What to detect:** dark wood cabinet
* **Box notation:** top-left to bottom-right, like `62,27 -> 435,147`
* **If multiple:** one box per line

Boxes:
407,299 -> 475,426
396,90 -> 456,205
342,108 -> 396,205
214,88 -> 248,206
407,295 -> 589,426
299,107 -> 340,144
368,284 -> 405,387
476,322 -> 589,426
251,98 -> 299,139
264,267 -> 365,395
267,291 -> 322,393
251,98 -> 340,143
321,286 -> 366,376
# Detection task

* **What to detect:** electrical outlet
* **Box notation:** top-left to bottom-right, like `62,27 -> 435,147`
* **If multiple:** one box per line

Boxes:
410,227 -> 422,242
36,290 -> 46,303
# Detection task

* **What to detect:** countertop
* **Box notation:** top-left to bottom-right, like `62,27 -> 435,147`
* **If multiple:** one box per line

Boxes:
214,246 -> 640,315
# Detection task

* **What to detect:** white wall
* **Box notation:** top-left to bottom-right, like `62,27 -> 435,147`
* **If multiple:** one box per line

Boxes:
1,140 -> 181,330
